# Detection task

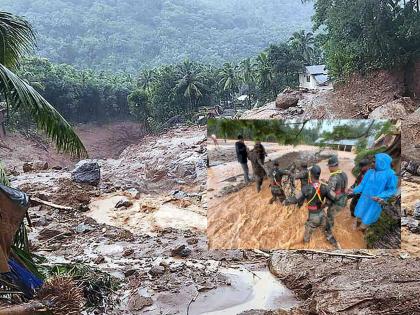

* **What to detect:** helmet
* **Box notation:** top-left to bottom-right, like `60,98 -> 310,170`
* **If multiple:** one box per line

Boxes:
328,155 -> 339,167
310,165 -> 321,179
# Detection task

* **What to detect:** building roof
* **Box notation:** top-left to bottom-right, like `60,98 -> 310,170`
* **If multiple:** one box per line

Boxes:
314,74 -> 329,85
305,65 -> 327,75
315,138 -> 358,146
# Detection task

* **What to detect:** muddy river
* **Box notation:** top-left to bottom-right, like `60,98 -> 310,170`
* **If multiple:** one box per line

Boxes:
208,143 -> 366,250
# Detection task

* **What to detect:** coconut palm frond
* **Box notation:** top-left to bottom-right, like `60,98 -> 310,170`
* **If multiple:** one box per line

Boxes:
0,11 -> 36,68
0,64 -> 87,157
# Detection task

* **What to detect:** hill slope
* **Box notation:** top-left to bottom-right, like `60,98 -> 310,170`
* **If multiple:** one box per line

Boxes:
0,0 -> 313,72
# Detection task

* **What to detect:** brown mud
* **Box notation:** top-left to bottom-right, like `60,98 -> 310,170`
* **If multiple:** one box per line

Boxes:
2,124 -> 419,314
208,142 -> 366,250
269,251 -> 420,314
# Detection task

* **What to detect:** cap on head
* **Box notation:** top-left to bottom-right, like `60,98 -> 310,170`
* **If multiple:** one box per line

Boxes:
310,165 -> 321,179
328,155 -> 339,167
359,158 -> 370,168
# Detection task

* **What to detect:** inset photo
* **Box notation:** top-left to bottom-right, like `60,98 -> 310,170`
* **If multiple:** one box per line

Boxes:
207,119 -> 401,250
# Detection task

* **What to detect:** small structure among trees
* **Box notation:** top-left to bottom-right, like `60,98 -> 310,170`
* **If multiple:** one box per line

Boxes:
299,65 -> 332,90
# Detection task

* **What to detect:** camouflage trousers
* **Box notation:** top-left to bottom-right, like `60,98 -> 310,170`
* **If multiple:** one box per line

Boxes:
325,204 -> 344,247
269,186 -> 286,204
304,211 -> 326,243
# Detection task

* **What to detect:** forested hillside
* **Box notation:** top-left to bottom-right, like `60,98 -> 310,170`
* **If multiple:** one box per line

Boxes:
0,0 -> 313,71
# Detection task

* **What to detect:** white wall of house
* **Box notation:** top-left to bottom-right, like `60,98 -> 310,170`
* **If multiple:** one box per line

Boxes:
299,73 -> 319,89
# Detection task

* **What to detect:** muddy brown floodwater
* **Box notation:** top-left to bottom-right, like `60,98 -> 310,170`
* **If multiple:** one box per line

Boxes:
208,143 -> 366,250
402,180 -> 420,256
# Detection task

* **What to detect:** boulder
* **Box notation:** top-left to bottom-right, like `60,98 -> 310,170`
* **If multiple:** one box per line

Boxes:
149,265 -> 165,277
71,160 -> 101,186
171,244 -> 192,258
115,199 -> 133,209
275,93 -> 299,109
369,98 -> 414,119
127,292 -> 153,311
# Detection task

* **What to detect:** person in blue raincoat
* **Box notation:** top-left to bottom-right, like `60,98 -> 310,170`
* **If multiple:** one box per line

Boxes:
349,153 -> 398,230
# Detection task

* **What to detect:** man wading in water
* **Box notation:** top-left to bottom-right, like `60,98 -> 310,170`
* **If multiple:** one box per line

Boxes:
268,161 -> 290,204
325,155 -> 348,248
284,165 -> 337,244
248,145 -> 266,193
235,135 -> 250,183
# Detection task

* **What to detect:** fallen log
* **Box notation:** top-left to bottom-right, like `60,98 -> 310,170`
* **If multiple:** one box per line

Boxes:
0,302 -> 49,315
295,249 -> 376,259
30,198 -> 73,211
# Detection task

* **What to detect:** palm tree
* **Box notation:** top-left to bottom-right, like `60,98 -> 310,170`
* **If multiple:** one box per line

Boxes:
0,11 -> 86,157
137,69 -> 155,94
255,52 -> 274,97
176,60 -> 206,111
289,30 -> 315,64
239,58 -> 256,109
219,62 -> 239,106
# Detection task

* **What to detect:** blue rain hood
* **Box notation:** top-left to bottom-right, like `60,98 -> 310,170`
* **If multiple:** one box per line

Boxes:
353,153 -> 397,225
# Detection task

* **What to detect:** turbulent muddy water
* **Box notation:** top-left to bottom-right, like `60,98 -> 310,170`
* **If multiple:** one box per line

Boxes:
208,144 -> 366,250
189,267 -> 298,315
402,180 -> 420,256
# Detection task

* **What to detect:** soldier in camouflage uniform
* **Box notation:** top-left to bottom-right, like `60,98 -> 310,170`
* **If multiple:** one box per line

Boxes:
294,161 -> 309,188
325,155 -> 348,247
248,148 -> 266,193
268,161 -> 290,204
284,165 -> 337,243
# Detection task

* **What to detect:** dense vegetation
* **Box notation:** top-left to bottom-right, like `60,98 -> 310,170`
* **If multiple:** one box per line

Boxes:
0,0 -> 313,72
14,32 -> 320,130
207,119 -> 323,145
4,0 -> 420,134
310,0 -> 420,77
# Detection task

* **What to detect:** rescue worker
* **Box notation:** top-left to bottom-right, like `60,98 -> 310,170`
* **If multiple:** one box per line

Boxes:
268,161 -> 290,204
325,155 -> 348,247
254,141 -> 268,164
284,165 -> 337,244
248,148 -> 266,193
349,153 -> 398,230
349,159 -> 371,218
294,161 -> 309,188
235,135 -> 250,183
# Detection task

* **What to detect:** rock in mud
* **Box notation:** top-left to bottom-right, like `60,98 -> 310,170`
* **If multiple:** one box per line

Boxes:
71,160 -> 101,186
275,93 -> 299,109
115,199 -> 133,209
149,265 -> 165,277
414,202 -> 420,220
22,161 -> 49,173
127,292 -> 153,311
22,162 -> 34,173
171,245 -> 192,258
94,255 -> 105,264
169,262 -> 185,273
75,223 -> 94,233
126,188 -> 141,199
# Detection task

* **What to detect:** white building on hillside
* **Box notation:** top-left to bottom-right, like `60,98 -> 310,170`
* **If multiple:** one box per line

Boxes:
299,65 -> 332,90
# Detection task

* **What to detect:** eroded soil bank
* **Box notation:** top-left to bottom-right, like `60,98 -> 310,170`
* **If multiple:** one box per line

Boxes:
269,250 -> 420,314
